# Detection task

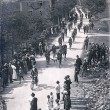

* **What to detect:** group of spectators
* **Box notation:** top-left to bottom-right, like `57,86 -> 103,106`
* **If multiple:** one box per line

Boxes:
83,42 -> 109,71
30,75 -> 72,110
48,75 -> 72,110
0,47 -> 37,90
0,15 -> 67,92
1,6 -> 109,110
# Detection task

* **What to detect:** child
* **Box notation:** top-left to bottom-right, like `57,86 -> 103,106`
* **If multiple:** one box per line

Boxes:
47,95 -> 53,110
50,92 -> 54,107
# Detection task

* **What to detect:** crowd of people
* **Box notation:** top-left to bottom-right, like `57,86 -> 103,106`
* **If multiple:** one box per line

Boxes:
29,7 -> 92,110
0,11 -> 67,91
81,42 -> 109,77
30,75 -> 72,110
0,6 -> 109,110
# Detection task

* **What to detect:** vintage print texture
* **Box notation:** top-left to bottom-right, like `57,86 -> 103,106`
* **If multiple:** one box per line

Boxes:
0,0 -> 110,110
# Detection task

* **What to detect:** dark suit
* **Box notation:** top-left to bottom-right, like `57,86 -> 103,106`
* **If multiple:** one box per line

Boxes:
30,97 -> 38,110
76,58 -> 82,71
64,95 -> 71,110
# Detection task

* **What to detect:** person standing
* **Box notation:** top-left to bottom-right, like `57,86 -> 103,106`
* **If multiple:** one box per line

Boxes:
78,23 -> 81,32
64,76 -> 72,97
55,81 -> 60,100
50,92 -> 54,108
84,36 -> 89,50
30,93 -> 38,110
52,45 -> 56,58
57,51 -> 62,68
19,67 -> 24,84
68,37 -> 72,50
22,58 -> 28,74
45,51 -> 50,66
58,37 -> 62,46
74,67 -> 79,83
86,25 -> 89,33
47,95 -> 53,110
39,42 -> 43,56
31,65 -> 38,86
2,66 -> 8,88
83,25 -> 86,34
8,62 -> 13,83
64,93 -> 71,110
64,28 -> 67,36
82,59 -> 88,77
90,22 -> 94,30
61,32 -> 64,42
3,64 -> 9,86
62,44 -> 67,59
11,64 -> 17,80
75,55 -> 82,72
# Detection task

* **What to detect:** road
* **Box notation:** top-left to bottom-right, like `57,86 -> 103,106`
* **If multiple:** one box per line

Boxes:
2,8 -> 89,110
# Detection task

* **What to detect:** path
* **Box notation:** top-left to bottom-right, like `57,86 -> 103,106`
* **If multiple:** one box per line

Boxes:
2,7 -> 89,110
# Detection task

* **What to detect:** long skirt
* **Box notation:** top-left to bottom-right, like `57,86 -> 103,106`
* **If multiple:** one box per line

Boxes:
12,70 -> 17,80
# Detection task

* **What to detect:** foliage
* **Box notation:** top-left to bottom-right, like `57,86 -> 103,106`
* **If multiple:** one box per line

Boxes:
1,1 -> 53,61
82,0 -> 107,15
51,0 -> 77,22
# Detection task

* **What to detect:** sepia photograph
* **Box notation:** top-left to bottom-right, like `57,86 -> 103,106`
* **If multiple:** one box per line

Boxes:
0,0 -> 110,110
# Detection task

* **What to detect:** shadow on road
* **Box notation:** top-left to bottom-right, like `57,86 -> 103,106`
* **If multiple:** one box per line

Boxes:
32,84 -> 55,91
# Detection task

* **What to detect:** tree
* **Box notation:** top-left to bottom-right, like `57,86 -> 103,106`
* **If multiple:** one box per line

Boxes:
51,0 -> 77,24
1,1 -> 53,60
81,0 -> 107,15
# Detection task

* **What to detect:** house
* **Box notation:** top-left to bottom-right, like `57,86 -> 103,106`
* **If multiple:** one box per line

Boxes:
2,0 -> 57,17
19,0 -> 54,17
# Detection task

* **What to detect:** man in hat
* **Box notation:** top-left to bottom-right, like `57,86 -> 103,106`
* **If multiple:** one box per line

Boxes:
55,81 -> 61,100
75,55 -> 82,72
30,93 -> 38,110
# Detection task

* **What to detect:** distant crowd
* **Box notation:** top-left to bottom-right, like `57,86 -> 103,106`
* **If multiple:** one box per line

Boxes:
0,6 -> 109,110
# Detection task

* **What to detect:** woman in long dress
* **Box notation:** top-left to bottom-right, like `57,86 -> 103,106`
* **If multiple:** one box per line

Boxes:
11,65 -> 17,80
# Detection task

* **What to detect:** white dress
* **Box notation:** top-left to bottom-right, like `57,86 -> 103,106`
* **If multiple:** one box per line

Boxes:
47,98 -> 53,110
11,65 -> 17,80
54,103 -> 60,110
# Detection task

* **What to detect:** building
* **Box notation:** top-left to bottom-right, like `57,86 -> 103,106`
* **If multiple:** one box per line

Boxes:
19,0 -> 53,17
2,0 -> 57,17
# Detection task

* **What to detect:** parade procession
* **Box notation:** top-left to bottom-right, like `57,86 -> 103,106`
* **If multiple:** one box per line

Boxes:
0,0 -> 110,110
